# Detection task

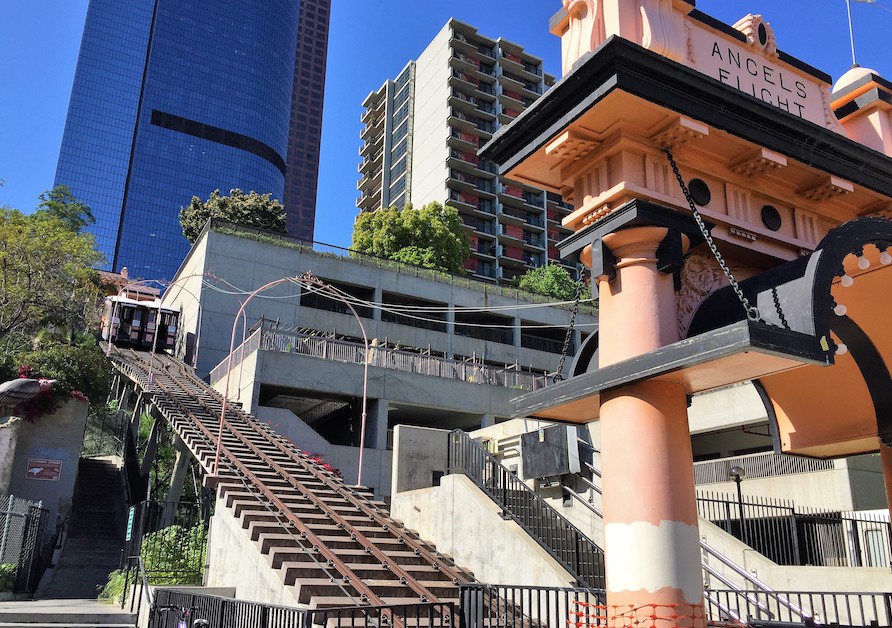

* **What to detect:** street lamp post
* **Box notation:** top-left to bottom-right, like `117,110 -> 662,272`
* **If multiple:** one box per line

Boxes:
292,272 -> 369,488
212,276 -> 300,478
729,465 -> 748,546
209,272 -> 371,489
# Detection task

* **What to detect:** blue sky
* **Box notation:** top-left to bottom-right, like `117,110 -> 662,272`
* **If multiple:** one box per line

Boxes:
1,1 -> 890,249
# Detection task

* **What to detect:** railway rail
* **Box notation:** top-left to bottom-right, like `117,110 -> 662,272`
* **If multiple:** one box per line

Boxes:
107,346 -> 473,614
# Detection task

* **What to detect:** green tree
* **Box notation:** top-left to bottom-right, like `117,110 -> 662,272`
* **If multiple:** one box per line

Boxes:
37,185 -> 95,232
351,202 -> 470,274
0,202 -> 102,346
517,264 -> 578,300
179,188 -> 286,244
18,337 -> 113,408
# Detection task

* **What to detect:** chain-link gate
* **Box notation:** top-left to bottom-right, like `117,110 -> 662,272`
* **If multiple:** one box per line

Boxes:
0,495 -> 52,595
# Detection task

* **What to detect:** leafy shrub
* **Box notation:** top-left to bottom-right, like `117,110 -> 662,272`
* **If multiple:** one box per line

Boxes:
99,521 -> 208,604
0,563 -> 16,592
98,569 -> 126,604
18,339 -> 112,406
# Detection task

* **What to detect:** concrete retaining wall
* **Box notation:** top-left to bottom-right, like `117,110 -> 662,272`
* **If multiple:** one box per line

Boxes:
1,399 -> 89,524
204,494 -> 299,607
391,474 -> 576,589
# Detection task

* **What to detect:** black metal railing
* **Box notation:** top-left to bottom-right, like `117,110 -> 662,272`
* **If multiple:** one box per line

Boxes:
81,404 -> 128,458
124,500 -> 211,586
460,583 -> 605,628
10,502 -> 52,595
705,588 -> 892,626
150,588 -> 456,627
697,491 -> 892,568
447,430 -> 606,588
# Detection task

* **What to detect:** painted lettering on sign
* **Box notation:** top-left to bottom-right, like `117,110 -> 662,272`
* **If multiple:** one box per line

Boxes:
25,458 -> 62,481
710,42 -> 808,117
689,24 -> 826,127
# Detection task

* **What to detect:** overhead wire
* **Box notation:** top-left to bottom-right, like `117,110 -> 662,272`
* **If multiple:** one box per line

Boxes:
196,277 -> 598,330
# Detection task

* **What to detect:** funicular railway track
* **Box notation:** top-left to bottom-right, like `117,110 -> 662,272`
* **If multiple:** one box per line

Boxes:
108,346 -> 474,615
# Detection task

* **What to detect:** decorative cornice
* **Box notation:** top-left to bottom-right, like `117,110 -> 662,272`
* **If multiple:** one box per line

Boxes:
480,36 -> 892,200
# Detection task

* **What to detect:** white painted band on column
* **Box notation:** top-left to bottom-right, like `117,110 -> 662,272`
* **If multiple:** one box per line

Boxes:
604,520 -> 702,604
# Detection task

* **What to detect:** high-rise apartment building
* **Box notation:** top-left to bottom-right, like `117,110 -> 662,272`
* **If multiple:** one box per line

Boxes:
55,0 -> 329,279
357,20 -> 574,283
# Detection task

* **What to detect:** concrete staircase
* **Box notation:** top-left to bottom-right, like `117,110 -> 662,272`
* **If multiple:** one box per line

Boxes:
40,459 -> 127,600
0,599 -> 134,628
217,472 -> 472,608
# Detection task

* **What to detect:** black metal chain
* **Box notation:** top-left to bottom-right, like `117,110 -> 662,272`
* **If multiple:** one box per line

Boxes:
663,148 -> 760,322
771,287 -> 791,330
554,265 -> 587,382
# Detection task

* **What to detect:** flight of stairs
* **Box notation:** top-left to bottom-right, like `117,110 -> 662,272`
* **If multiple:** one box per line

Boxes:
40,458 -> 127,600
219,478 -> 471,608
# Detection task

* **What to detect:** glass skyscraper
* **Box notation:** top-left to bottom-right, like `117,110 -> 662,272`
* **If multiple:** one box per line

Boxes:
55,0 -> 329,279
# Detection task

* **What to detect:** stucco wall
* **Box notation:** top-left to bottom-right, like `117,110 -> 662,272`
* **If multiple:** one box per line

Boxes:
391,425 -> 450,495
205,493 -> 300,607
2,399 -> 89,524
391,474 -> 577,589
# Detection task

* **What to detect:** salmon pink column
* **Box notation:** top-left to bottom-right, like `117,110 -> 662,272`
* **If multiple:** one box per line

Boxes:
594,226 -> 704,628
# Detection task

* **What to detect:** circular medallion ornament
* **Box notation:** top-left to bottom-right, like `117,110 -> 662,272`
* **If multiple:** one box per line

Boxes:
688,179 -> 711,206
761,205 -> 782,231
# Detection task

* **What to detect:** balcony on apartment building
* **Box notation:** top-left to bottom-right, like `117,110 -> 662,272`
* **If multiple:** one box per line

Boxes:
498,71 -> 542,98
448,128 -> 482,151
448,169 -> 495,194
356,167 -> 382,192
357,186 -> 381,212
451,30 -> 495,60
498,46 -> 543,83
448,108 -> 493,136
450,68 -> 481,91
450,191 -> 496,219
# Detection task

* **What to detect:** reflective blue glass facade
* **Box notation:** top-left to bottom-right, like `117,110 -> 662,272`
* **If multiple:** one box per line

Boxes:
55,0 -> 323,279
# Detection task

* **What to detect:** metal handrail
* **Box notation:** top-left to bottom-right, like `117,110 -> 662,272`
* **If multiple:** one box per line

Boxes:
124,555 -> 154,620
447,429 -> 605,588
564,486 -> 602,518
700,537 -> 812,622
531,453 -> 803,620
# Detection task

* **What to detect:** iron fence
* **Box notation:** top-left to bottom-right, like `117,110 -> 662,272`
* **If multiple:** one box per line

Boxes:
461,583 -> 605,628
705,588 -> 892,626
124,500 -> 211,586
81,404 -> 129,458
447,429 -> 606,588
214,328 -> 552,392
151,588 -> 456,627
697,491 -> 892,568
459,584 -> 892,627
693,452 -> 834,485
0,495 -> 54,595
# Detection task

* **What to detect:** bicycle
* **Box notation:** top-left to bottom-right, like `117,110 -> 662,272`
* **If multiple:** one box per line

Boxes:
154,604 -> 210,628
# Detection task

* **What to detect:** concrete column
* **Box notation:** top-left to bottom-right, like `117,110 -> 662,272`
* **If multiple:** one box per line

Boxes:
513,314 -> 522,348
446,307 -> 456,359
164,435 -> 192,505
0,418 -> 22,496
880,441 -> 892,513
593,227 -> 703,627
480,413 -> 495,428
368,399 -> 390,450
372,286 -> 383,321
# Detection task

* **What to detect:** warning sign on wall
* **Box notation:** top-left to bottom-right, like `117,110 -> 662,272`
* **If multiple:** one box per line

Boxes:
25,458 -> 62,481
